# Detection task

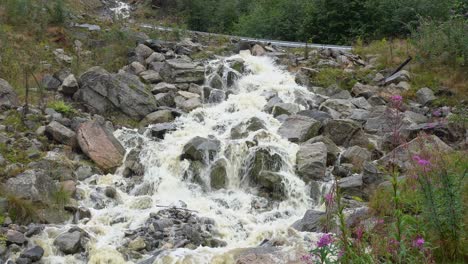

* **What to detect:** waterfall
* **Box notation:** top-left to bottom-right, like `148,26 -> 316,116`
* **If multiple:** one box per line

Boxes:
35,53 -> 328,264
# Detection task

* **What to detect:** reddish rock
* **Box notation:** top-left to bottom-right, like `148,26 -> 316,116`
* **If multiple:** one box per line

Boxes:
77,120 -> 125,172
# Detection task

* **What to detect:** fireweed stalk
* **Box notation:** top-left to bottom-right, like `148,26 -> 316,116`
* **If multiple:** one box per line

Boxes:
386,94 -> 405,263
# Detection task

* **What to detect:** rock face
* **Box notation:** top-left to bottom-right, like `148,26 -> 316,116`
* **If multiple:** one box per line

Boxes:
0,78 -> 18,109
5,170 -> 54,202
46,121 -> 77,147
291,210 -> 325,232
296,142 -> 328,182
160,59 -> 205,84
278,115 -> 321,143
140,110 -> 174,127
210,159 -> 228,190
77,67 -> 157,120
77,120 -> 125,171
341,146 -> 372,170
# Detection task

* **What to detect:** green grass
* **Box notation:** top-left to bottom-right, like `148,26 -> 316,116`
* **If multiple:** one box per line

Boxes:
48,100 -> 76,116
51,185 -> 71,208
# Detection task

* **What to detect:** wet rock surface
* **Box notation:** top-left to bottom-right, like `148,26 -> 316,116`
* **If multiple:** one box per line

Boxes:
125,208 -> 226,253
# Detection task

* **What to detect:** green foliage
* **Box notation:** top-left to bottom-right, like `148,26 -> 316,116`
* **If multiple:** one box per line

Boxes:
3,112 -> 28,132
47,0 -> 67,25
48,100 -> 76,116
314,68 -> 356,90
411,17 -> 468,66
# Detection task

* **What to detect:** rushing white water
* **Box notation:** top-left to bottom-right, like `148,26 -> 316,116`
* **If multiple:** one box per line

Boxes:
34,53 -> 327,264
111,1 -> 131,19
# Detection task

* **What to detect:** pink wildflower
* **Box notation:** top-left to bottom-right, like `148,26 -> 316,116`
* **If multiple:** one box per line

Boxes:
390,95 -> 403,103
324,192 -> 334,205
317,233 -> 333,248
355,226 -> 364,241
413,155 -> 431,167
412,236 -> 425,250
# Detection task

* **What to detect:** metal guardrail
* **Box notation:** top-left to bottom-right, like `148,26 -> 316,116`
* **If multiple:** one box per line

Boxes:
140,24 -> 353,51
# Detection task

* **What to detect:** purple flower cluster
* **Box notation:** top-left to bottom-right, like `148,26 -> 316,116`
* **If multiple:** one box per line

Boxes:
412,236 -> 425,250
317,233 -> 333,248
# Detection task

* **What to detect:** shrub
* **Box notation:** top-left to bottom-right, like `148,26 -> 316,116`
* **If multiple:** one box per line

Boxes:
51,185 -> 71,208
411,17 -> 468,66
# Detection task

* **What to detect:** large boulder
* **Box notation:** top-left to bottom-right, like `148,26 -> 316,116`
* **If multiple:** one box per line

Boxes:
77,120 -> 125,172
306,136 -> 340,165
322,119 -> 367,147
278,115 -> 321,143
244,147 -> 285,200
210,159 -> 228,190
296,142 -> 327,182
320,99 -> 355,118
291,210 -> 325,232
4,169 -> 55,202
0,78 -> 18,109
181,136 -> 221,164
160,59 -> 205,84
20,246 -> 45,262
341,146 -> 372,170
54,229 -> 86,255
45,121 -> 77,147
76,67 -> 157,120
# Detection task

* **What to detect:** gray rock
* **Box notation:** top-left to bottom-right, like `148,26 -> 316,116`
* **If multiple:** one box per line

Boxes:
351,82 -> 378,98
208,89 -> 226,104
251,44 -> 266,56
146,52 -> 165,64
291,210 -> 325,232
74,165 -> 96,180
155,92 -> 175,107
271,103 -> 300,117
135,44 -> 154,59
124,148 -> 144,177
20,246 -> 44,261
178,97 -> 202,112
41,74 -> 61,90
320,99 -> 355,117
384,70 -> 410,85
341,146 -> 371,170
0,78 -> 18,109
349,109 -> 370,122
306,135 -> 340,166
278,115 -> 321,143
160,59 -> 205,84
149,123 -> 176,139
322,119 -> 359,146
5,170 -> 54,202
351,97 -> 372,110
231,117 -> 266,139
128,61 -> 146,75
46,121 -> 77,147
140,110 -> 174,127
77,67 -> 157,120
181,136 -> 221,164
297,110 -> 332,123
6,230 -> 26,245
59,74 -> 79,95
54,231 -> 83,254
151,82 -> 177,94
378,134 -> 452,171
140,70 -> 162,84
338,174 -> 364,197
296,142 -> 327,182
416,87 -> 436,105
208,74 -> 223,89
210,159 -> 227,190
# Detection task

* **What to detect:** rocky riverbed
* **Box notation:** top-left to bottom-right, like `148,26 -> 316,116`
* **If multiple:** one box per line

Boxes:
0,27 -> 466,264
